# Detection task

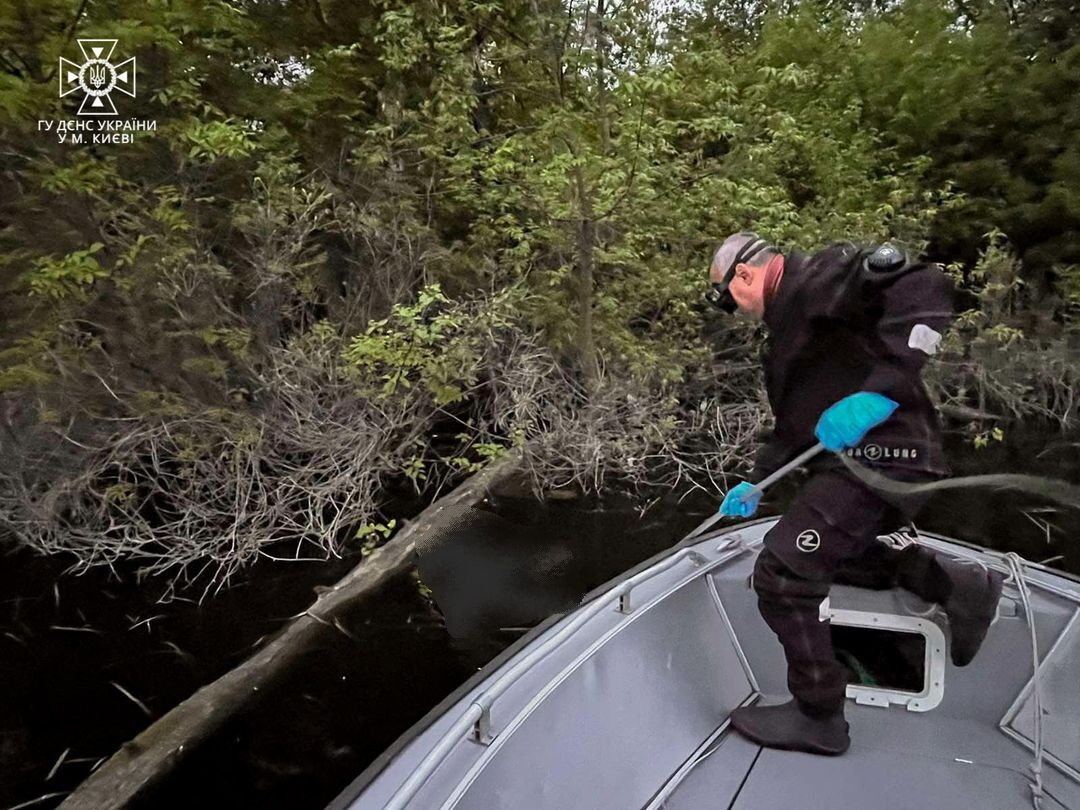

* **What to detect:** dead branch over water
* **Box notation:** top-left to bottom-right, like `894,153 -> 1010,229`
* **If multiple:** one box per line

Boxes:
0,308 -> 765,590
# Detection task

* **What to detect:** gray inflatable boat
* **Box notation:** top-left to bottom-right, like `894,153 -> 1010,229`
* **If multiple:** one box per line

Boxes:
329,518 -> 1080,809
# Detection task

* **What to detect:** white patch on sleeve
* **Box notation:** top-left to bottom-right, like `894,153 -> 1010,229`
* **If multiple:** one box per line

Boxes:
908,323 -> 942,355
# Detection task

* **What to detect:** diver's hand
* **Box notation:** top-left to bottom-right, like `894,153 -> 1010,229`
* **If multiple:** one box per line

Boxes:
814,391 -> 899,452
719,482 -> 761,518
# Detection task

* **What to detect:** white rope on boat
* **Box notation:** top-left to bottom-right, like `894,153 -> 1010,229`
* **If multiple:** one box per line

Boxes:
1004,551 -> 1045,810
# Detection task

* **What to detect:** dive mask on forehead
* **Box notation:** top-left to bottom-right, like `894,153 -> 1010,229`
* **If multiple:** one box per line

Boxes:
705,233 -> 774,314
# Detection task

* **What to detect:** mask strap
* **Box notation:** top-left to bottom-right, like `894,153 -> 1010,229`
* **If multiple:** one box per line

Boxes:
724,237 -> 773,282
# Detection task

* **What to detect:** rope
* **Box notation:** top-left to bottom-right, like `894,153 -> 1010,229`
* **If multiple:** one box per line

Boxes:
838,453 -> 1080,510
1004,552 -> 1045,810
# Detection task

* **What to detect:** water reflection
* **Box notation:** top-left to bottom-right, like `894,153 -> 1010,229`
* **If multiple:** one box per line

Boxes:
420,431 -> 1080,662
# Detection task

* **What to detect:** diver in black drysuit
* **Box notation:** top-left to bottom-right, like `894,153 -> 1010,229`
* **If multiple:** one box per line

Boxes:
708,233 -> 1005,756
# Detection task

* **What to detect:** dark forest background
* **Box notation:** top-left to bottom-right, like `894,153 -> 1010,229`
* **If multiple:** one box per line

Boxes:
1,0 -> 1078,588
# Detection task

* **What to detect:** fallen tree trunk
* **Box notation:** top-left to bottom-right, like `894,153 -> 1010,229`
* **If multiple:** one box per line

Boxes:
60,453 -> 521,810
938,403 -> 1010,422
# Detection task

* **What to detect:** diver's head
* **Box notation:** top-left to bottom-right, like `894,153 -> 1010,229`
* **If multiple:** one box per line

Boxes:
707,231 -> 778,321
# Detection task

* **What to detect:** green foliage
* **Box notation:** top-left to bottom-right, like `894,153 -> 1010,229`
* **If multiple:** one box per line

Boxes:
402,456 -> 427,482
25,243 -> 108,299
0,72 -> 31,121
960,230 -> 1026,329
38,155 -> 121,195
342,285 -> 511,405
448,439 -> 508,473
0,334 -> 52,392
972,427 -> 1005,449
180,355 -> 229,380
357,519 -> 398,543
846,0 -> 1080,282
198,327 -> 253,359
931,230 -> 1079,426
5,0 -> 1068,415
175,117 -> 257,161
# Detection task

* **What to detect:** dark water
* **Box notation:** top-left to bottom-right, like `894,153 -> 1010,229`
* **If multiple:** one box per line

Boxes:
1,429 -> 1077,810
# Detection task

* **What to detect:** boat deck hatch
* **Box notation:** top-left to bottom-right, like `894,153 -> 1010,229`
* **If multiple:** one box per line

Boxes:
822,599 -> 946,711
832,624 -> 925,693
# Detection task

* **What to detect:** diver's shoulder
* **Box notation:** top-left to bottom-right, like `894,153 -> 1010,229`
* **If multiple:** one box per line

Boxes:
807,240 -> 864,265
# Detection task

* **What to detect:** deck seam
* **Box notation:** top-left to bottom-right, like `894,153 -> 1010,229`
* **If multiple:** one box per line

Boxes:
724,746 -> 763,810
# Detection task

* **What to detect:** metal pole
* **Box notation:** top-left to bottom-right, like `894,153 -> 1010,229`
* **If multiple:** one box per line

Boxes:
744,441 -> 826,496
684,442 -> 826,540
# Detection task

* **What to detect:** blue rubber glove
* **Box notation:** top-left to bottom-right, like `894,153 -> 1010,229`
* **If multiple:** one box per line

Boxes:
719,482 -> 762,518
814,391 -> 899,452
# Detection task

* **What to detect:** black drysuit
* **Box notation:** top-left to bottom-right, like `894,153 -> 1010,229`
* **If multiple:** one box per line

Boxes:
749,242 -> 958,717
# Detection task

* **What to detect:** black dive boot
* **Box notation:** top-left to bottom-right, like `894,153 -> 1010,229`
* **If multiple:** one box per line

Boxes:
942,562 -> 1005,667
729,700 -> 850,756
